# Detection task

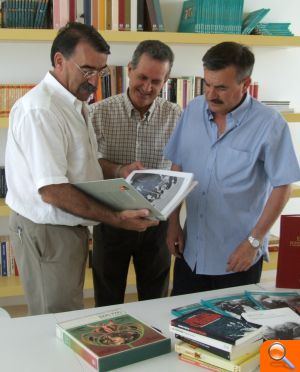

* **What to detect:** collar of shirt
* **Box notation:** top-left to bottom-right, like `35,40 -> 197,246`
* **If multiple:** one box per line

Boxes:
205,94 -> 252,140
124,91 -> 156,122
44,71 -> 85,119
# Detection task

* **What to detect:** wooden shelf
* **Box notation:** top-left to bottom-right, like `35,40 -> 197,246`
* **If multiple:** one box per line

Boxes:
0,116 -> 8,129
0,199 -> 9,217
291,184 -> 300,198
0,29 -> 300,47
282,113 -> 300,122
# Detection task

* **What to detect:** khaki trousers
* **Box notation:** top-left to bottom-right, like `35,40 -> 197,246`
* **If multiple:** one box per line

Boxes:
9,211 -> 89,315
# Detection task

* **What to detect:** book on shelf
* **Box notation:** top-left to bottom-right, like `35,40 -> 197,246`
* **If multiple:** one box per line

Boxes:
56,309 -> 171,372
74,169 -> 197,221
175,341 -> 260,372
242,307 -> 300,340
201,294 -> 261,319
241,8 -> 270,35
245,290 -> 300,315
170,308 -> 262,356
174,334 -> 262,361
276,214 -> 300,289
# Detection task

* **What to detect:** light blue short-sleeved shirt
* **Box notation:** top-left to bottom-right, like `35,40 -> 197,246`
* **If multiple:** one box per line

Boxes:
164,94 -> 300,275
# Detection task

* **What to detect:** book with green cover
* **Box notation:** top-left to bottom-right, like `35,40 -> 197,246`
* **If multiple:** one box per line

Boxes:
56,309 -> 171,372
241,8 -> 270,35
178,0 -> 199,33
74,169 -> 196,221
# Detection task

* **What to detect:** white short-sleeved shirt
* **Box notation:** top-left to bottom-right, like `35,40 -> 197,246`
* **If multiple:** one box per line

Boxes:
5,72 -> 103,226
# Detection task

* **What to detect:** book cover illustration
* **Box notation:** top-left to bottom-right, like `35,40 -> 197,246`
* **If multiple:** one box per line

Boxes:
171,308 -> 261,345
202,294 -> 261,319
66,313 -> 167,356
74,169 -> 196,221
57,309 -> 171,371
245,291 -> 300,315
242,307 -> 300,340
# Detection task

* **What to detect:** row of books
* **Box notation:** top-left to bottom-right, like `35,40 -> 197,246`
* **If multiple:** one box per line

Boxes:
0,236 -> 19,277
0,84 -> 35,115
178,2 -> 294,36
170,289 -> 300,371
0,167 -> 7,198
179,0 -> 244,34
1,0 -> 51,29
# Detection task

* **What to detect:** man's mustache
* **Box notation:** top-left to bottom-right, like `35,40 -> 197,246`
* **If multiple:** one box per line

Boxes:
80,82 -> 97,94
210,99 -> 223,104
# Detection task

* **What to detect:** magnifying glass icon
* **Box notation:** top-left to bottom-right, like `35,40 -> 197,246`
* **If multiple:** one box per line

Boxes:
268,342 -> 295,369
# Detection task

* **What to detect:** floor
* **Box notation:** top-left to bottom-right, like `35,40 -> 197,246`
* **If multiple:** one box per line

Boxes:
2,252 -> 278,318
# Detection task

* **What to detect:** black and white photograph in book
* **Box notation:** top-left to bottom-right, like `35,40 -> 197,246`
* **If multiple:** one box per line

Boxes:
130,173 -> 182,209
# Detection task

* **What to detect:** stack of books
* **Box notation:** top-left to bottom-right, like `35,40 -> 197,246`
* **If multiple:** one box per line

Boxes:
170,289 -> 300,370
261,100 -> 294,113
170,305 -> 262,371
252,23 -> 294,36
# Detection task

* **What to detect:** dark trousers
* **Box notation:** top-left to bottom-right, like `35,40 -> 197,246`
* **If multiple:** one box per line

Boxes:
171,256 -> 263,296
92,222 -> 170,307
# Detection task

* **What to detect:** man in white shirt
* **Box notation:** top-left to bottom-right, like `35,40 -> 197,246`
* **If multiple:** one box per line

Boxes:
5,23 -> 157,315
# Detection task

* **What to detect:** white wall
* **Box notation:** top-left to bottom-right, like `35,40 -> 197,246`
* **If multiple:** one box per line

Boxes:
0,0 -> 299,235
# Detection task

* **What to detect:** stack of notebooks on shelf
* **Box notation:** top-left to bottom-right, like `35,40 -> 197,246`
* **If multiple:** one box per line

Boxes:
252,23 -> 294,36
178,0 -> 244,34
170,289 -> 300,371
56,309 -> 171,371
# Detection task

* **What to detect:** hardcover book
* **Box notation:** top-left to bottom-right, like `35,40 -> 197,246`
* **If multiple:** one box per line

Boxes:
201,294 -> 261,319
245,290 -> 300,315
170,307 -> 262,347
74,169 -> 196,221
175,341 -> 260,372
276,214 -> 300,289
56,309 -> 171,371
241,8 -> 270,35
242,307 -> 300,340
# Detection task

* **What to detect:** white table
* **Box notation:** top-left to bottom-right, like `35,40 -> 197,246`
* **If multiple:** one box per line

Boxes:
0,284 -> 264,372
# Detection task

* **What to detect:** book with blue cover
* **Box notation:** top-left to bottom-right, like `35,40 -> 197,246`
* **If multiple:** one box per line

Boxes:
241,8 -> 270,35
171,303 -> 205,317
178,0 -> 199,33
201,294 -> 261,319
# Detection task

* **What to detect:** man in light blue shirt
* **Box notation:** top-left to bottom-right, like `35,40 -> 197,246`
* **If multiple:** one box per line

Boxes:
164,42 -> 300,295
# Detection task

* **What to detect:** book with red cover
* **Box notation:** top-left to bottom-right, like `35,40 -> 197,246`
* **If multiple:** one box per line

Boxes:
118,0 -> 125,31
276,214 -> 300,289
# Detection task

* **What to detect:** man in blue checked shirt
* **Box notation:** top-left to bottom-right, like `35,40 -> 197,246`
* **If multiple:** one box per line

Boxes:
164,42 -> 300,295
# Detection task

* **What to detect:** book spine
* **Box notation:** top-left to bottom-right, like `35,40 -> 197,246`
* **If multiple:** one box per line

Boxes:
56,326 -> 99,370
175,334 -> 231,360
170,325 -> 232,352
1,241 -> 7,276
118,0 -> 125,31
136,0 -> 144,31
105,0 -> 112,29
98,0 -> 105,30
124,0 -> 130,31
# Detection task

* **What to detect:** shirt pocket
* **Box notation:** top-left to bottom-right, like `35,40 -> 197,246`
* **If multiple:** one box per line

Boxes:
216,147 -> 252,188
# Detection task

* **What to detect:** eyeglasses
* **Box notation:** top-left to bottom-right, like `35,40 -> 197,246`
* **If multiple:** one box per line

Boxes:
72,60 -> 110,79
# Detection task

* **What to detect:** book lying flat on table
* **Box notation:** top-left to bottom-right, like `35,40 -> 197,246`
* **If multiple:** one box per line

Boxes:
242,307 -> 300,340
201,293 -> 261,319
75,169 -> 197,220
175,341 -> 260,372
56,309 -> 171,372
170,308 -> 262,358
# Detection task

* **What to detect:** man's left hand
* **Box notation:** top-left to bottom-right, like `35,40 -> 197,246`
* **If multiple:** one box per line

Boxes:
119,161 -> 144,178
226,240 -> 258,272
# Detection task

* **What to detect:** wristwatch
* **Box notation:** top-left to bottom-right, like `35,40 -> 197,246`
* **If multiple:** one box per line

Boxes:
248,236 -> 261,249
